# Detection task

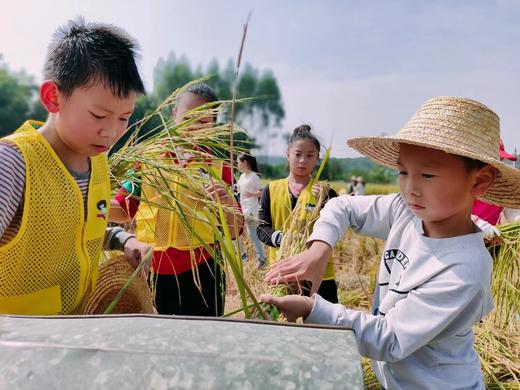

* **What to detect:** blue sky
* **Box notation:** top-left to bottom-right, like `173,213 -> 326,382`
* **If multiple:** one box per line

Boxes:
1,0 -> 520,157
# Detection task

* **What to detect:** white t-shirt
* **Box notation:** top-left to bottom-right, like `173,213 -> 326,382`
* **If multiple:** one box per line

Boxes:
237,171 -> 263,216
306,193 -> 493,390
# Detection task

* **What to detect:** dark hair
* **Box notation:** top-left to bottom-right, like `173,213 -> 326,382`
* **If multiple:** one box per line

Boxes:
288,124 -> 320,153
238,153 -> 259,173
460,156 -> 488,172
44,17 -> 146,98
177,82 -> 219,104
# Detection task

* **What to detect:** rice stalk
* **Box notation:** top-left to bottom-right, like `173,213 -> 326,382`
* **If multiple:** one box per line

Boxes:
491,222 -> 520,328
108,77 -> 271,317
475,318 -> 520,387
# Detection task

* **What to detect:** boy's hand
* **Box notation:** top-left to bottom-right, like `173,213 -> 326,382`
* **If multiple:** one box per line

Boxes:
264,241 -> 332,295
260,294 -> 314,322
123,237 -> 152,278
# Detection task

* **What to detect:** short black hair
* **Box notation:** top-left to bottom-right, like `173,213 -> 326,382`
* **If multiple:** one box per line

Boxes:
44,17 -> 146,98
177,82 -> 218,104
460,156 -> 488,172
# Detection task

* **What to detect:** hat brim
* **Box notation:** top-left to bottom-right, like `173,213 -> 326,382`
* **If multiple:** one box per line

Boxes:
347,136 -> 520,209
83,256 -> 155,315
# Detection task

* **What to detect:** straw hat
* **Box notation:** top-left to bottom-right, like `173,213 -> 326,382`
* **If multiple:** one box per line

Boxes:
347,96 -> 520,208
83,255 -> 156,315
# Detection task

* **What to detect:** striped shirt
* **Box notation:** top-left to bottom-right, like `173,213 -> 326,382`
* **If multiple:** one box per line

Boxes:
0,142 -> 130,250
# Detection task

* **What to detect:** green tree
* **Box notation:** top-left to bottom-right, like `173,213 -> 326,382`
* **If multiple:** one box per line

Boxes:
0,57 -> 36,136
152,52 -> 285,153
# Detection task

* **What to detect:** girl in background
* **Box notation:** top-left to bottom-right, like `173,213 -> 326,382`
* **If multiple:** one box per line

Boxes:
257,125 -> 338,302
237,153 -> 267,269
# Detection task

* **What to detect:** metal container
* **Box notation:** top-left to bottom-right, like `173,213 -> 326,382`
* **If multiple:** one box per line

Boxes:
0,314 -> 363,389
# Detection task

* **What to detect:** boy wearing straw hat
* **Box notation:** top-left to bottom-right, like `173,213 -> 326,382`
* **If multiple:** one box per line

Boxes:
0,18 -> 151,315
262,96 -> 520,389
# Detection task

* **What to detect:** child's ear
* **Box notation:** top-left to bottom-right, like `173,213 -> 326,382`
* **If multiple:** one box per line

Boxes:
40,80 -> 60,113
471,165 -> 497,197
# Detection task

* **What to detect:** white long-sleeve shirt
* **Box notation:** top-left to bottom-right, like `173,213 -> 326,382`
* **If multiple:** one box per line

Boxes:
306,193 -> 493,390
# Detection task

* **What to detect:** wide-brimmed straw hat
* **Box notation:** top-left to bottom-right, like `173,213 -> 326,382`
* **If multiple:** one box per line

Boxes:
83,256 -> 156,315
347,96 -> 520,208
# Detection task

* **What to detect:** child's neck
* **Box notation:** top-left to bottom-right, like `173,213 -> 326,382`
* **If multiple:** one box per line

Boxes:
288,173 -> 310,185
39,122 -> 90,173
422,212 -> 475,238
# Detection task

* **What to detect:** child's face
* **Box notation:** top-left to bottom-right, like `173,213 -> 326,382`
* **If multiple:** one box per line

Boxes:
398,143 -> 479,237
173,93 -> 215,127
55,81 -> 136,156
286,139 -> 319,177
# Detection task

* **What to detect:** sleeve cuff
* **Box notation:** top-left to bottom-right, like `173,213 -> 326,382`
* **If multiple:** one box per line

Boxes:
271,230 -> 283,247
305,293 -> 343,326
109,227 -> 136,251
306,230 -> 337,249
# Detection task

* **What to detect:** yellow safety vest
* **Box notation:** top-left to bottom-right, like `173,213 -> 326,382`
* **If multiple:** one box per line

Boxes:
268,178 -> 335,280
0,121 -> 110,315
136,157 -> 223,251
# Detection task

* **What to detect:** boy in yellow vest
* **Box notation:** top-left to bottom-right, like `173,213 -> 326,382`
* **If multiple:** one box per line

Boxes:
0,18 -> 151,316
110,82 -> 243,316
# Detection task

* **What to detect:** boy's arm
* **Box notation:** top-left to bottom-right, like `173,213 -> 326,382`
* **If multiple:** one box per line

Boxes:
0,144 -> 25,238
257,186 -> 282,247
307,193 -> 403,249
266,194 -> 404,292
104,227 -> 151,273
103,226 -> 135,251
306,268 -> 486,362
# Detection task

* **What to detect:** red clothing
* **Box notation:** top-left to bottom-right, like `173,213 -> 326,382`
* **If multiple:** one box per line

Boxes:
472,199 -> 503,225
114,162 -> 234,275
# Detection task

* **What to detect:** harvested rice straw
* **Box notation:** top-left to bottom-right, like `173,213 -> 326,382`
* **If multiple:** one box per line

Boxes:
491,222 -> 520,328
109,81 -> 271,318
475,318 -> 520,387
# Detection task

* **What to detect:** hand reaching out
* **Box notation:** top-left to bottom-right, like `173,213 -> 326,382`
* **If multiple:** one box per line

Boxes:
123,237 -> 152,278
264,241 -> 332,295
260,294 -> 314,322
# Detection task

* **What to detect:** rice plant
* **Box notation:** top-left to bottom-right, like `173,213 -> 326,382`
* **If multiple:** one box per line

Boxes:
104,78 -> 270,319
491,222 -> 520,328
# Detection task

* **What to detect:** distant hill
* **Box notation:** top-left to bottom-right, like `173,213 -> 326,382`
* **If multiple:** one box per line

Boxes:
256,155 -> 396,183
